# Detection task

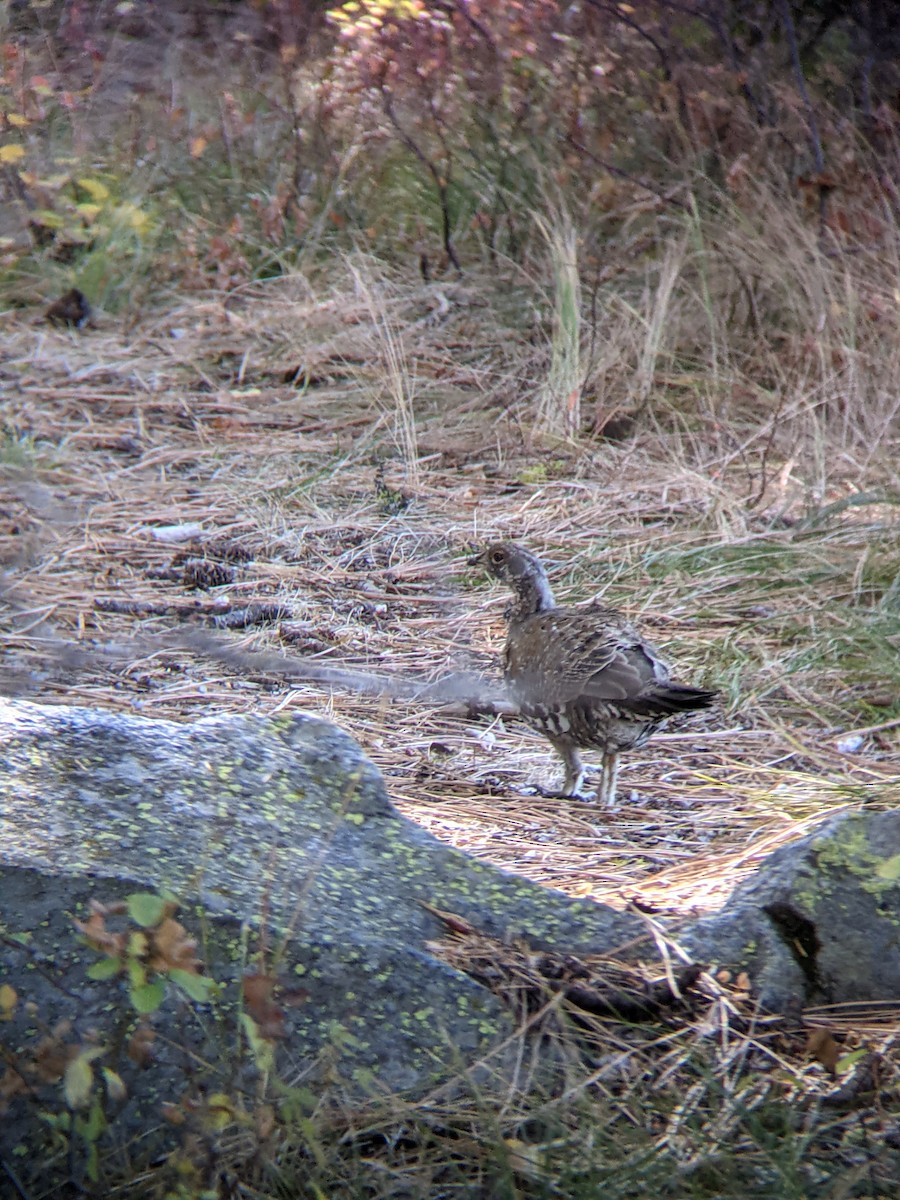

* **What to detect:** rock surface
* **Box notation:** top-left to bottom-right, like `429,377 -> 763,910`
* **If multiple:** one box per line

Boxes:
1,698 -> 898,1186
0,698 -> 643,1182
683,808 -> 900,1011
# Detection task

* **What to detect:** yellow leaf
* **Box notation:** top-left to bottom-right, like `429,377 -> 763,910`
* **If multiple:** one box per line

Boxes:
240,1013 -> 275,1074
190,136 -> 207,159
206,1092 -> 235,1130
115,202 -> 151,235
64,1049 -> 104,1109
77,177 -> 110,202
101,1067 -> 127,1102
76,202 -> 102,221
7,113 -> 29,128
0,144 -> 26,164
504,1137 -> 547,1182
127,931 -> 149,957
0,983 -> 17,1018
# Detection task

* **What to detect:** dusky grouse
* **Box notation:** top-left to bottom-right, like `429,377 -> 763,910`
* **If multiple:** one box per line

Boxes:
471,542 -> 716,805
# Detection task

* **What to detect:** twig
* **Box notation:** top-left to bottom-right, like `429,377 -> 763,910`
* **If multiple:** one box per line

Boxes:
1,1158 -> 32,1200
776,0 -> 828,230
564,133 -> 691,211
836,716 -> 900,740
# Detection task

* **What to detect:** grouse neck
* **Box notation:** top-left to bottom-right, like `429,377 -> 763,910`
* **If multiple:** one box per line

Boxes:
509,574 -> 556,621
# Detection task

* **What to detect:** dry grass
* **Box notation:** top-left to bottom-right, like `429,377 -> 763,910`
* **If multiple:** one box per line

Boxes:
198,918 -> 900,1199
2,264 -> 897,926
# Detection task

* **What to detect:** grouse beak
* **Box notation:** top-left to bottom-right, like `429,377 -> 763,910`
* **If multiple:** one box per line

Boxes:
467,548 -> 487,568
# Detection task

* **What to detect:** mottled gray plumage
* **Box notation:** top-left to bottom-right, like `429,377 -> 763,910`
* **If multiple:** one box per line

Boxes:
471,542 -> 716,804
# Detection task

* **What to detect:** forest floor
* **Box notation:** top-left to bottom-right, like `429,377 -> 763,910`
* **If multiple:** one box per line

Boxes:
1,8 -> 899,1195
2,267 -> 897,920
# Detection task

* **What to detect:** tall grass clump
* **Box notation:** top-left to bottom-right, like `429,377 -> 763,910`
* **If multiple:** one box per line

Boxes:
567,157 -> 899,500
534,208 -> 583,441
348,257 -> 420,486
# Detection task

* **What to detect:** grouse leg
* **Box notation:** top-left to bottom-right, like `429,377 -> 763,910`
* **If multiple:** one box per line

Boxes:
597,751 -> 620,808
549,738 -> 594,800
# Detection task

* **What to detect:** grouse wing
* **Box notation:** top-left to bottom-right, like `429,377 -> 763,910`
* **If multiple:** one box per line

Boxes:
504,605 -> 668,707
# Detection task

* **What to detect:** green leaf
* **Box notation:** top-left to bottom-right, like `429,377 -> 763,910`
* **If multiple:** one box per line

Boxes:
283,1085 -> 319,1117
40,1110 -> 71,1133
296,1117 -> 328,1168
32,208 -> 64,229
836,1047 -> 869,1075
86,957 -> 121,981
130,980 -> 165,1014
75,1097 -> 107,1142
85,1140 -> 99,1183
169,968 -> 215,1003
127,958 -> 147,989
127,892 -> 167,927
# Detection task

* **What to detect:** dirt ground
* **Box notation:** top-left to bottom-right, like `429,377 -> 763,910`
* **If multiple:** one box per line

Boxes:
1,275 -> 897,919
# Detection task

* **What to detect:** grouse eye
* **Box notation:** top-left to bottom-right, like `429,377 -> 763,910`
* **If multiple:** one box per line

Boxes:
490,550 -> 505,565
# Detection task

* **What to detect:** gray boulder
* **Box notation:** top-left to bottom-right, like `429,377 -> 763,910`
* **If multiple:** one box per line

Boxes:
683,808 -> 900,1011
1,698 -> 897,1189
0,698 -> 642,1185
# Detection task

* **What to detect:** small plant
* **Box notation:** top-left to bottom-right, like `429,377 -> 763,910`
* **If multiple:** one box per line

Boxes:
77,891 -> 217,1015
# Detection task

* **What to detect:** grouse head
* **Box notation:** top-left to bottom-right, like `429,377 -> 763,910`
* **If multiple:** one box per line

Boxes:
469,542 -> 556,615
